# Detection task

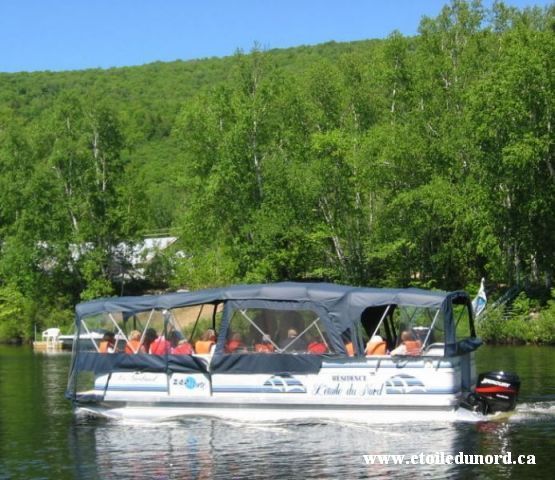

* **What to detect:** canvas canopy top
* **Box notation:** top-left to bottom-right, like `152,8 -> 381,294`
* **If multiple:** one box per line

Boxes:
74,282 -> 475,357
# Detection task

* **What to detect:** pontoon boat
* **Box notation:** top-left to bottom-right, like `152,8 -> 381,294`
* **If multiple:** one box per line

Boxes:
66,283 -> 519,421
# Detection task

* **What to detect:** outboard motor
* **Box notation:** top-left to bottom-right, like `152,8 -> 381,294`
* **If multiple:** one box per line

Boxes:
471,371 -> 520,414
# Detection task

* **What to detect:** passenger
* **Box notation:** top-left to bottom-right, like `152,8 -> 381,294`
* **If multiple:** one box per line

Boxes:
391,330 -> 422,356
365,335 -> 387,356
169,330 -> 193,355
125,330 -> 146,354
99,332 -> 116,353
254,334 -> 275,353
149,332 -> 171,355
224,333 -> 245,353
307,343 -> 327,354
195,329 -> 217,354
307,338 -> 328,354
279,328 -> 307,352
143,327 -> 158,353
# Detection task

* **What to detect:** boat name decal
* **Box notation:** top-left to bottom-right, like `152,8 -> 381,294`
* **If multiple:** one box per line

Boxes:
331,375 -> 367,382
131,372 -> 162,383
312,374 -> 427,396
312,383 -> 384,396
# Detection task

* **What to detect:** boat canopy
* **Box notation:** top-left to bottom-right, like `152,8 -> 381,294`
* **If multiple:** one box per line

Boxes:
74,282 -> 477,357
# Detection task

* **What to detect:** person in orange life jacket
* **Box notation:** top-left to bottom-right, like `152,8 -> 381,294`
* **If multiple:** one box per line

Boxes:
169,330 -> 193,355
149,330 -> 171,355
125,330 -> 146,354
391,330 -> 422,356
195,329 -> 217,354
365,335 -> 387,356
307,334 -> 328,354
254,334 -> 275,353
225,332 -> 245,353
99,332 -> 116,353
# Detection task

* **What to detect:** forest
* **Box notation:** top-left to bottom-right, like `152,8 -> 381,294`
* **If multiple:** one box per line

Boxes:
0,1 -> 553,342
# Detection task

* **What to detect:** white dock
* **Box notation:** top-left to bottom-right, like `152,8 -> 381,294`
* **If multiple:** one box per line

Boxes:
33,340 -> 64,352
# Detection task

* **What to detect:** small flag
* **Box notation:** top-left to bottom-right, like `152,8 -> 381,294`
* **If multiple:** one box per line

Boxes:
472,278 -> 487,318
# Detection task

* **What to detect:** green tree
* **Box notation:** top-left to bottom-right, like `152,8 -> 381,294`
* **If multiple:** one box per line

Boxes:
468,13 -> 555,285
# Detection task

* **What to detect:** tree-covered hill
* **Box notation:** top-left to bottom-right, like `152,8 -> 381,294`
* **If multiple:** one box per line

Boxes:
0,0 -> 554,341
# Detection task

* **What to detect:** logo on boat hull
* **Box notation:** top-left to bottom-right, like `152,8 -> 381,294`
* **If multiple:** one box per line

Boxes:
263,374 -> 306,393
383,374 -> 427,394
172,375 -> 207,391
185,376 -> 197,389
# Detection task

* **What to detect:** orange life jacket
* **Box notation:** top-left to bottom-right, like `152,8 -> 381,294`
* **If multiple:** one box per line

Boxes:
125,339 -> 144,354
404,340 -> 422,355
149,337 -> 171,355
172,342 -> 193,355
345,342 -> 355,357
254,343 -> 275,353
225,340 -> 244,353
365,341 -> 387,356
308,342 -> 327,354
195,340 -> 215,354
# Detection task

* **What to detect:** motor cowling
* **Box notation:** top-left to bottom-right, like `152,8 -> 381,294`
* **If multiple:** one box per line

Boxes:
474,371 -> 520,414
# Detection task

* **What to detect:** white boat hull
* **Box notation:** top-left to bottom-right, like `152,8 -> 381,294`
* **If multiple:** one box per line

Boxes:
74,355 -> 481,423
76,404 -> 478,423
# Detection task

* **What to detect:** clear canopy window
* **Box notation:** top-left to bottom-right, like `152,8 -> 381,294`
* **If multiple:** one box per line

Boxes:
225,308 -> 334,354
77,304 -> 222,354
359,304 -> 445,354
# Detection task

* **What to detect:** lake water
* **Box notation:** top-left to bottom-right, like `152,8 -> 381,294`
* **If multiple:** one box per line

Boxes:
1,345 -> 554,479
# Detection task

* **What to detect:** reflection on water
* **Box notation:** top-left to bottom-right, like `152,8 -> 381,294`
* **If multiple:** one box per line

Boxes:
68,408 -> 555,480
1,346 -> 554,479
73,419 -> 467,479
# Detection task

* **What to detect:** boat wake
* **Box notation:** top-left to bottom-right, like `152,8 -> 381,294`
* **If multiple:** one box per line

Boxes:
507,401 -> 555,422
75,403 -> 554,425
